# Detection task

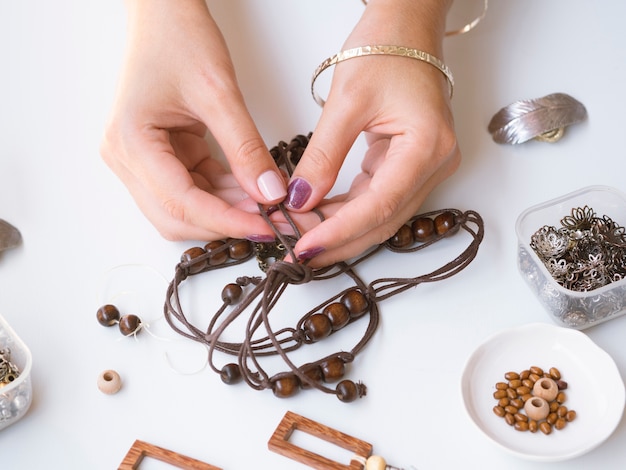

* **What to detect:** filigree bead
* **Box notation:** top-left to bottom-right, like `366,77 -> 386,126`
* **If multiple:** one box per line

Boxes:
96,304 -> 120,327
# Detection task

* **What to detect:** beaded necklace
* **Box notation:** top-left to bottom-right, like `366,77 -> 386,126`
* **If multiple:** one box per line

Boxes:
163,134 -> 485,402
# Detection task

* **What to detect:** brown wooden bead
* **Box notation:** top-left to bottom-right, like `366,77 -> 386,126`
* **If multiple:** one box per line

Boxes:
498,397 -> 510,407
514,421 -> 529,432
97,304 -> 120,327
495,382 -> 508,390
323,303 -> 350,331
504,371 -> 520,381
504,413 -> 515,426
205,240 -> 228,266
341,290 -> 368,318
528,420 -> 539,433
320,356 -> 345,382
220,363 -> 242,384
557,405 -> 568,418
510,398 -> 524,409
181,247 -> 207,274
549,367 -> 561,380
508,379 -> 522,389
119,314 -> 141,336
388,224 -> 413,248
411,217 -> 436,242
556,380 -> 568,390
493,390 -> 507,399
506,387 -> 518,399
566,410 -> 577,422
299,365 -> 323,389
336,380 -> 364,403
529,365 -> 544,376
221,283 -> 243,305
493,406 -> 505,417
228,239 -> 252,260
556,391 -> 567,404
271,374 -> 300,398
303,314 -> 333,342
539,422 -> 552,435
520,370 -> 530,380
546,412 -> 557,425
434,211 -> 457,235
504,405 -> 518,415
555,418 -> 567,430
514,413 -> 528,423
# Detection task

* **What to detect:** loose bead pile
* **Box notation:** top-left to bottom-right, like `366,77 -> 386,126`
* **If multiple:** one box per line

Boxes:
492,366 -> 576,434
530,206 -> 626,292
161,134 -> 484,402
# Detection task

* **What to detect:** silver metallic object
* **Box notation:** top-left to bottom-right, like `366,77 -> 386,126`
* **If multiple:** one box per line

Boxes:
0,219 -> 21,252
488,92 -> 587,144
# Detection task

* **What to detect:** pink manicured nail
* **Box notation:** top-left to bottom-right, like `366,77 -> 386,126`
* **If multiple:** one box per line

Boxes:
297,246 -> 325,261
257,170 -> 287,201
285,178 -> 312,210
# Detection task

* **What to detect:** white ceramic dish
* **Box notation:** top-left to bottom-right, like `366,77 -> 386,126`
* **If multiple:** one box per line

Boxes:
461,322 -> 625,462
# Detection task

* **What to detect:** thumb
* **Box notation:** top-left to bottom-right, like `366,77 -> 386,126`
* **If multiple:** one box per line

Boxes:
285,102 -> 361,211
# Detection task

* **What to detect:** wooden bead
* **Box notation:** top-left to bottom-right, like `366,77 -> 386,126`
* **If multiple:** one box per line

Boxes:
96,304 -> 120,327
228,239 -> 253,260
97,370 -> 122,395
204,240 -> 228,266
322,303 -> 350,330
365,455 -> 386,470
320,356 -> 345,382
221,283 -> 243,305
299,364 -> 323,389
220,363 -> 242,384
336,380 -> 365,403
341,290 -> 368,319
303,314 -> 332,342
434,211 -> 457,235
388,224 -> 413,248
271,374 -> 300,398
119,314 -> 142,336
533,377 -> 558,401
411,217 -> 436,242
524,396 -> 549,421
181,247 -> 207,274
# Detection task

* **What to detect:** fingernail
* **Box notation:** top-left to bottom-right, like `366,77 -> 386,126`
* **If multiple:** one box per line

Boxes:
266,205 -> 279,216
257,170 -> 286,201
297,246 -> 325,261
285,177 -> 312,210
246,234 -> 276,243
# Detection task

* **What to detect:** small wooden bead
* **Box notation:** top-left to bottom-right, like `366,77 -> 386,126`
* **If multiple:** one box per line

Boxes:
205,240 -> 228,266
524,396 -> 549,421
220,363 -> 242,384
434,211 -> 457,235
221,283 -> 243,305
341,290 -> 368,319
411,217 -> 436,242
228,239 -> 253,260
533,377 -> 558,401
303,314 -> 332,342
96,304 -> 120,327
388,224 -> 413,248
271,374 -> 300,398
181,247 -> 207,274
97,370 -> 122,395
299,364 -> 323,389
320,356 -> 345,382
119,314 -> 142,336
323,303 -> 350,330
365,455 -> 386,470
336,380 -> 365,403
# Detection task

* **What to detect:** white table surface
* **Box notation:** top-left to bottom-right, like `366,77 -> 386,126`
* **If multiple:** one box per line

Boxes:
1,1 -> 625,469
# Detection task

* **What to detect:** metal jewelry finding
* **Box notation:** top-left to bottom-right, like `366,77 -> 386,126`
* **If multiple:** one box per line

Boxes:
0,348 -> 21,387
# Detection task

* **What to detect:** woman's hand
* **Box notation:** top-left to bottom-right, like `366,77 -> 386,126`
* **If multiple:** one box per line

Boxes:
283,0 -> 460,266
101,0 -> 285,241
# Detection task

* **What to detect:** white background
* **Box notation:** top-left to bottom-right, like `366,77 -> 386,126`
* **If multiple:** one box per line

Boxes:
1,1 -> 625,469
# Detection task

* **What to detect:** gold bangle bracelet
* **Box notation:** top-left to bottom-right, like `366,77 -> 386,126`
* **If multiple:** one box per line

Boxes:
310,45 -> 454,107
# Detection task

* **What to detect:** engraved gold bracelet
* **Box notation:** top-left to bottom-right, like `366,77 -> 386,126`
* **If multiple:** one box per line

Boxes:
311,45 -> 454,107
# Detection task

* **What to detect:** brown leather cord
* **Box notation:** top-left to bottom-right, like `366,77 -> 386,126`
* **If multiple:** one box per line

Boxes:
162,134 -> 485,401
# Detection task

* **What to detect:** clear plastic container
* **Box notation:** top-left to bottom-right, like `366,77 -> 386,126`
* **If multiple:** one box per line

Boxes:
0,314 -> 32,430
516,185 -> 626,329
